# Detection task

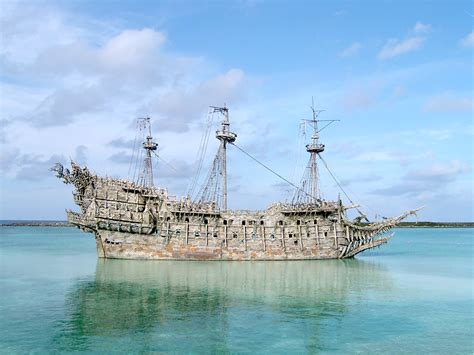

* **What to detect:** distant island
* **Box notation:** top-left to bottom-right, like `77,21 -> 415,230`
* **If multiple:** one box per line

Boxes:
0,220 -> 472,228
0,220 -> 71,227
397,221 -> 474,228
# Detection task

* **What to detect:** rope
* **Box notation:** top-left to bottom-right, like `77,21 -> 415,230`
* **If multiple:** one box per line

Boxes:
128,121 -> 139,180
188,109 -> 215,197
230,142 -> 317,202
317,154 -> 354,204
152,151 -> 180,174
317,153 -> 368,220
290,121 -> 305,193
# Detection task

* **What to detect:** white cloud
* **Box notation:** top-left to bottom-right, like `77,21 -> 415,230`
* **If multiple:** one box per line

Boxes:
27,86 -> 107,127
413,21 -> 431,34
31,28 -> 168,81
377,23 -> 430,60
100,29 -> 166,69
460,31 -> 474,48
0,0 -> 256,213
372,160 -> 470,197
378,36 -> 425,60
407,160 -> 469,182
339,42 -> 361,58
423,92 -> 473,113
0,1 -> 250,131
144,68 -> 248,132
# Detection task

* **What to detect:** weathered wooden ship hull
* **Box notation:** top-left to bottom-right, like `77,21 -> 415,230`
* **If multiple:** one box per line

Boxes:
60,166 -> 406,261
77,223 -> 391,260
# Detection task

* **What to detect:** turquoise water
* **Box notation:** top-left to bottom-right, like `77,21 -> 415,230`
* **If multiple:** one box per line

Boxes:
0,227 -> 472,353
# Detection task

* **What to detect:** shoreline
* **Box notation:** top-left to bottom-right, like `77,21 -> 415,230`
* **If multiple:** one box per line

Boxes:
0,222 -> 71,227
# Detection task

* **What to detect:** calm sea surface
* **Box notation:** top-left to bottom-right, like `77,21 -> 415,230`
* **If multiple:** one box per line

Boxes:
0,227 -> 472,353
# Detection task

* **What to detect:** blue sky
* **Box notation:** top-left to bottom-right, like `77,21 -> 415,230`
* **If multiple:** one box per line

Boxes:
0,0 -> 472,221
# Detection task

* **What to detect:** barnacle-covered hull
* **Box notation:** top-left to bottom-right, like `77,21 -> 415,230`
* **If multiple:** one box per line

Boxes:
56,162 -> 414,260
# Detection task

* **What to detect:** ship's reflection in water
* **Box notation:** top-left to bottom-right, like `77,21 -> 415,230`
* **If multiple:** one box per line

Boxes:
53,259 -> 393,352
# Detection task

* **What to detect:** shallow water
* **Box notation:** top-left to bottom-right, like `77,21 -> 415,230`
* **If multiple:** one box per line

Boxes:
0,227 -> 472,353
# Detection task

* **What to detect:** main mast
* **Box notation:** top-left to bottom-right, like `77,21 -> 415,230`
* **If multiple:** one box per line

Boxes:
137,117 -> 158,187
305,105 -> 325,202
214,106 -> 236,210
197,106 -> 236,210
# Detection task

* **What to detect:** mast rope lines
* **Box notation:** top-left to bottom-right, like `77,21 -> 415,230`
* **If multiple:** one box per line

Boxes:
151,151 -> 180,175
317,153 -> 369,221
230,142 -> 319,204
231,142 -> 368,220
129,119 -> 148,184
188,107 -> 217,199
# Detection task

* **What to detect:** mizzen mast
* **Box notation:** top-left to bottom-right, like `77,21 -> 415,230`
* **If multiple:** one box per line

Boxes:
293,101 -> 338,204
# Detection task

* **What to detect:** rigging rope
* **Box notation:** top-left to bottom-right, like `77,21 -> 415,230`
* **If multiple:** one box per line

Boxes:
188,109 -> 215,198
152,151 -> 180,174
230,142 -> 317,202
317,153 -> 369,220
317,153 -> 354,204
132,123 -> 145,184
128,121 -> 139,181
290,121 -> 305,195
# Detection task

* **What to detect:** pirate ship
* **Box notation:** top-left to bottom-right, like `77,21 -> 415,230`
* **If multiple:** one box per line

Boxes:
52,105 -> 419,260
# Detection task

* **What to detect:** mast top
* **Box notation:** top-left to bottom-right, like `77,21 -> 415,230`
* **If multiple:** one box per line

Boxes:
305,104 -> 326,154
302,101 -> 339,154
213,105 -> 237,143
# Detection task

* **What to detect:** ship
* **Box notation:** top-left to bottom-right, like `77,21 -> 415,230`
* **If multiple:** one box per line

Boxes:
52,105 -> 420,260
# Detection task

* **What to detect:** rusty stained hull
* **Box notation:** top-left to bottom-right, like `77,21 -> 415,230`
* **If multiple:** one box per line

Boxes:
88,226 -> 389,261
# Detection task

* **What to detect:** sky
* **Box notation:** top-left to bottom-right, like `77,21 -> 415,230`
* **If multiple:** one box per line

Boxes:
0,0 -> 472,221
